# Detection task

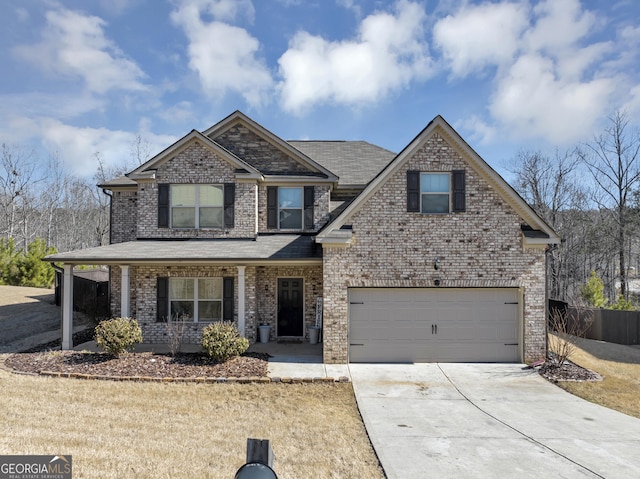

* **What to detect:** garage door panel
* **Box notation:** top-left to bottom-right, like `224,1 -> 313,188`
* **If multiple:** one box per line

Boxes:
349,288 -> 520,363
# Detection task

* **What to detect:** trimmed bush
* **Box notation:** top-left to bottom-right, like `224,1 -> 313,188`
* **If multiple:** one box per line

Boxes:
95,317 -> 142,356
201,321 -> 249,362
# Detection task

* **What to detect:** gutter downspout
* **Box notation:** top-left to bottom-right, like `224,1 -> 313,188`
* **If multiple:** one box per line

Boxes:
102,188 -> 113,317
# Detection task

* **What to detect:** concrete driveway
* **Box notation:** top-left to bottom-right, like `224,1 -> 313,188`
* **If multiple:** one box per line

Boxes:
350,363 -> 640,479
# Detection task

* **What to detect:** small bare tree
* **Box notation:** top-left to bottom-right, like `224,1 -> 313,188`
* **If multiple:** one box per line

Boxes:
166,313 -> 189,356
548,304 -> 593,367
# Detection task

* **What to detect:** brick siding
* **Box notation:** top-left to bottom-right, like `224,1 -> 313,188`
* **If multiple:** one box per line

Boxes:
322,131 -> 547,364
110,190 -> 137,243
136,142 -> 257,239
110,264 -> 322,345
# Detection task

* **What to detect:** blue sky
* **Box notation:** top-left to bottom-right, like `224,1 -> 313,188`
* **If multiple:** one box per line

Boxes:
1,0 -> 639,180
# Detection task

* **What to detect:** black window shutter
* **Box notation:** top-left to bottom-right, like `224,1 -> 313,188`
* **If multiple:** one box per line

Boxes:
224,183 -> 235,228
223,277 -> 234,321
452,170 -> 466,212
304,186 -> 314,230
158,184 -> 170,228
267,186 -> 278,228
157,277 -> 168,322
406,171 -> 420,212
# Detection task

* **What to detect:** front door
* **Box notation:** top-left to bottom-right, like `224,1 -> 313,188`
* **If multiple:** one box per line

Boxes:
277,278 -> 304,337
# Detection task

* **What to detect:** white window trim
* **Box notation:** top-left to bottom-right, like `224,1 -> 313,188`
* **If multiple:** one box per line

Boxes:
170,184 -> 224,229
278,186 -> 303,230
420,172 -> 451,214
168,277 -> 223,323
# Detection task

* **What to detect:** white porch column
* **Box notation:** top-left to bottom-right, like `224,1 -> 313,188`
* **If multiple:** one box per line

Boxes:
61,264 -> 74,350
237,265 -> 246,337
120,265 -> 131,318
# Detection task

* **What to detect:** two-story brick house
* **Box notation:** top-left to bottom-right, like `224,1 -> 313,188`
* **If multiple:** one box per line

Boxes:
47,111 -> 559,364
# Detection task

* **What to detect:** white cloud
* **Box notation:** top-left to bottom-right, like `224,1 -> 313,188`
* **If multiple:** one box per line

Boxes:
460,115 -> 498,145
10,118 -> 177,178
0,92 -> 104,123
626,84 -> 640,118
158,101 -> 197,124
278,0 -> 432,113
524,0 -> 599,55
13,7 -> 147,94
433,2 -> 529,77
337,0 -> 363,18
490,54 -> 615,144
435,0 -> 621,145
170,0 -> 272,106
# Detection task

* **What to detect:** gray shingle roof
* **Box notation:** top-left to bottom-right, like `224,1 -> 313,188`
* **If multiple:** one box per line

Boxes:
98,176 -> 137,188
288,141 -> 396,187
45,235 -> 321,264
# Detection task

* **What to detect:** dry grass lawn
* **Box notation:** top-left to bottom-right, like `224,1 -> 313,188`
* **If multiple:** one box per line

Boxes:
550,335 -> 640,419
0,363 -> 384,479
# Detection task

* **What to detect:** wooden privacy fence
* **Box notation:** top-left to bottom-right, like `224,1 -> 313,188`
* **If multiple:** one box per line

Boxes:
54,268 -> 109,320
550,300 -> 640,346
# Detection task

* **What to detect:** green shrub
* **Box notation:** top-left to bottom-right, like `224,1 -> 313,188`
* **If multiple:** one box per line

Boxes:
201,321 -> 249,362
580,271 -> 608,308
610,294 -> 634,311
95,317 -> 142,356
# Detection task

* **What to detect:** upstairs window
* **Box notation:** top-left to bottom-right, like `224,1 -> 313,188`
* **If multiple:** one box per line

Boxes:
171,184 -> 223,228
278,187 -> 303,229
420,173 -> 450,214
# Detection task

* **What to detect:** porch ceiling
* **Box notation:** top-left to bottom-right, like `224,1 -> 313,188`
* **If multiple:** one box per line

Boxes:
44,235 -> 322,265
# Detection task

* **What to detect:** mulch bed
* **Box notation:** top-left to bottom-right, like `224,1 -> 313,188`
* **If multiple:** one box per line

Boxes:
5,327 -> 268,380
538,360 -> 603,383
4,350 -> 269,379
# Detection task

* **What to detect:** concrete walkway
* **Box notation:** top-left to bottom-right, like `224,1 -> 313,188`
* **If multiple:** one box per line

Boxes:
350,363 -> 640,479
248,341 -> 350,380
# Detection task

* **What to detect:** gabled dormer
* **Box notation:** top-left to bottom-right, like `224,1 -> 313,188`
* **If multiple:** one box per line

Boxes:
121,130 -> 263,240
204,111 -> 338,233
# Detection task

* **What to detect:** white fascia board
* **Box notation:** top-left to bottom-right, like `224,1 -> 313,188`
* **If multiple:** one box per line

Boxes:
129,170 -> 156,180
523,235 -> 560,248
314,229 -> 353,245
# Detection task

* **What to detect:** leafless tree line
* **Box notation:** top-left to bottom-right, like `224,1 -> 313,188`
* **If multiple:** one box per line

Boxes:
511,111 -> 640,304
0,135 -> 150,254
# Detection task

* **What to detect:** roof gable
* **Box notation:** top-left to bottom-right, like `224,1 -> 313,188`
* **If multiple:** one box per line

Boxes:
316,115 -> 560,245
204,111 -> 338,181
126,130 -> 262,181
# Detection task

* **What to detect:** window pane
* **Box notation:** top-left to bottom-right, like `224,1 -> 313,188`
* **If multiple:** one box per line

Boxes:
280,209 -> 302,229
421,173 -> 450,193
170,278 -> 194,299
171,185 -> 195,206
198,301 -> 222,321
199,278 -> 222,300
422,194 -> 449,214
200,185 -> 223,207
279,187 -> 302,208
200,207 -> 223,228
171,301 -> 194,320
172,207 -> 195,228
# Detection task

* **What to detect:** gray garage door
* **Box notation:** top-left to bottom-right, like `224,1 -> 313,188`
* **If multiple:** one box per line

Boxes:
349,288 -> 520,363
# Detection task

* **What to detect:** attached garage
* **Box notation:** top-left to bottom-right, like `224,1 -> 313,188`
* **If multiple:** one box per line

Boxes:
349,288 -> 521,363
